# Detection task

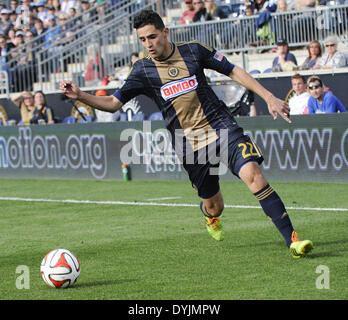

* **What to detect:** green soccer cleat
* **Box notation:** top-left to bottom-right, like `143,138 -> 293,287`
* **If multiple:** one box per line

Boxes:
205,217 -> 224,241
289,231 -> 313,258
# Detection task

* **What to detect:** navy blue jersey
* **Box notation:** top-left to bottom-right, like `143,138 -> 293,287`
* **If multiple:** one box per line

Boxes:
114,41 -> 244,151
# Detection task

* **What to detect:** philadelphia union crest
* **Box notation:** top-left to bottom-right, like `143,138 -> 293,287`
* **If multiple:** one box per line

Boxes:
168,66 -> 179,77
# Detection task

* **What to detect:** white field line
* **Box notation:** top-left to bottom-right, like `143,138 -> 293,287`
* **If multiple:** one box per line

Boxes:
0,196 -> 347,212
146,197 -> 182,201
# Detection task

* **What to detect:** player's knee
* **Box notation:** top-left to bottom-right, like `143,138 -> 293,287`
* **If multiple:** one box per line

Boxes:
240,162 -> 267,192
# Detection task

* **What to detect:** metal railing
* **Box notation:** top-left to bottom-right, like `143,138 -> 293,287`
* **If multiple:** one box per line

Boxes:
169,5 -> 348,53
2,0 -> 164,93
2,2 -> 348,93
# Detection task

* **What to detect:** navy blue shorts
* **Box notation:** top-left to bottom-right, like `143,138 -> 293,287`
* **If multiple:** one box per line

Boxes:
183,134 -> 264,199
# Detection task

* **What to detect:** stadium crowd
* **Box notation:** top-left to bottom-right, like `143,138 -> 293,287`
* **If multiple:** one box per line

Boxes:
0,0 -> 347,125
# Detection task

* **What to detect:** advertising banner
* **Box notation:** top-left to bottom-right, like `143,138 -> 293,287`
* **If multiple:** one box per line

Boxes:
0,113 -> 347,183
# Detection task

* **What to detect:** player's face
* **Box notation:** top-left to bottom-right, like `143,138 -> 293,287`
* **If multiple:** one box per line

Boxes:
291,78 -> 306,95
137,24 -> 171,60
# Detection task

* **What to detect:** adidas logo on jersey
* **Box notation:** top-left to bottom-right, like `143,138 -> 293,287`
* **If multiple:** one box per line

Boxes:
160,75 -> 198,101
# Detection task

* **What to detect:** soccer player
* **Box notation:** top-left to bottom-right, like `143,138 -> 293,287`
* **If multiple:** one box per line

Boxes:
60,9 -> 313,258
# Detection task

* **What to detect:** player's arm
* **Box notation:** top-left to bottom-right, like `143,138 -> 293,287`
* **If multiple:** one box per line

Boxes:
228,66 -> 291,123
59,81 -> 123,113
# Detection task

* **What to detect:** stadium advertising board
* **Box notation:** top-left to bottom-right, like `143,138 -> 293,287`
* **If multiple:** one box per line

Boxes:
0,113 -> 347,182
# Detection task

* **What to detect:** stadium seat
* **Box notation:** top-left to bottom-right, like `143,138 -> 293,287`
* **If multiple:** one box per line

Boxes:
249,69 -> 261,75
263,68 -> 273,73
62,116 -> 77,124
148,112 -> 164,120
132,113 -> 146,121
78,115 -> 93,123
345,53 -> 348,67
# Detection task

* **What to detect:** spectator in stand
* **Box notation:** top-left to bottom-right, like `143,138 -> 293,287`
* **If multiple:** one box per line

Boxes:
192,0 -> 205,22
9,10 -> 18,26
84,44 -> 104,86
43,6 -> 56,26
299,40 -> 322,70
52,0 -> 61,13
288,74 -> 310,115
307,75 -> 347,114
58,12 -> 72,38
274,0 -> 291,40
234,0 -> 254,17
295,0 -> 315,10
10,30 -> 26,59
17,0 -> 33,13
192,0 -> 226,46
0,33 -> 14,82
227,0 -> 254,50
61,0 -> 80,14
32,18 -> 47,41
24,30 -> 37,62
36,2 -> 48,22
11,91 -> 37,125
7,27 -> 16,46
313,36 -> 347,70
44,15 -> 60,47
81,0 -> 97,25
179,0 -> 196,25
46,0 -> 55,10
68,7 -> 82,27
15,3 -> 31,30
10,0 -> 19,14
193,0 -> 226,22
0,34 -> 15,63
254,0 -> 277,46
0,9 -> 14,36
204,0 -> 227,20
277,0 -> 287,12
272,38 -> 298,72
31,91 -> 55,124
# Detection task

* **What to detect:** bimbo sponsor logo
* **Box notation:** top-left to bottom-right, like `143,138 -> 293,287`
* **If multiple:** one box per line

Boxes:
160,75 -> 198,101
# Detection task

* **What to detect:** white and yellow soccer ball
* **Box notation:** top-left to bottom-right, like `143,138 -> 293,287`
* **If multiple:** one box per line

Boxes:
40,249 -> 80,288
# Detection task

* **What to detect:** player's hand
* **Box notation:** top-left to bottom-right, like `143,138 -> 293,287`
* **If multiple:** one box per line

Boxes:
267,95 -> 291,123
59,81 -> 81,100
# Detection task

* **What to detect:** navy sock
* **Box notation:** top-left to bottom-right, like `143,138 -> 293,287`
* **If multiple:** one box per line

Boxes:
200,201 -> 214,219
254,184 -> 294,247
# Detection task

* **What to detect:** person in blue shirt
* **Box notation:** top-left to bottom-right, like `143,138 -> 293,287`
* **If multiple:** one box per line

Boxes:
307,75 -> 347,114
272,38 -> 298,72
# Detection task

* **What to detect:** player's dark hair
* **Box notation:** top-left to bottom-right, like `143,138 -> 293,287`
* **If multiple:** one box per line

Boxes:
133,10 -> 165,30
307,75 -> 323,87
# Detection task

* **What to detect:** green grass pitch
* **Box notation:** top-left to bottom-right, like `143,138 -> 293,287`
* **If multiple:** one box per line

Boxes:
1,178 -> 347,300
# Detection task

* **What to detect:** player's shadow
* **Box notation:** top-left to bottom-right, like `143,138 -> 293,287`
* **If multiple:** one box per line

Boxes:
305,238 -> 348,259
74,279 -> 138,288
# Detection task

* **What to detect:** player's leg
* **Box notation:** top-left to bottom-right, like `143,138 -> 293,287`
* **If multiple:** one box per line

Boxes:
200,189 -> 224,218
238,161 -> 313,257
183,157 -> 225,241
199,175 -> 225,241
238,161 -> 294,247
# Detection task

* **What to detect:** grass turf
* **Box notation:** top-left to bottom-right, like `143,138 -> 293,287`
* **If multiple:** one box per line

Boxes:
1,178 -> 347,300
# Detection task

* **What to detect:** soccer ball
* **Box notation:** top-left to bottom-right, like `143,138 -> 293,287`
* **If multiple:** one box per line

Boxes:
40,248 -> 80,288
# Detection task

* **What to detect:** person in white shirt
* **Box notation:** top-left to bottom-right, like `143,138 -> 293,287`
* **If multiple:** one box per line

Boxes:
314,36 -> 347,70
288,74 -> 310,115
